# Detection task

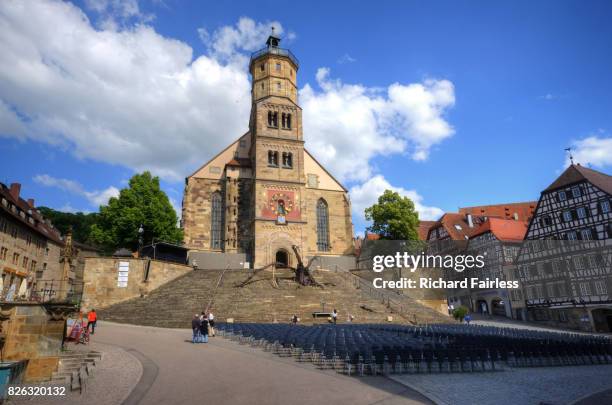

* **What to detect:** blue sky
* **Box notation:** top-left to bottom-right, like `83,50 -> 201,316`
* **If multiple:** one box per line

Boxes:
1,0 -> 612,233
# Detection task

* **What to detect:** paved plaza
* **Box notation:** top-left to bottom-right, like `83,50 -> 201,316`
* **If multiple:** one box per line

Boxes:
8,320 -> 612,405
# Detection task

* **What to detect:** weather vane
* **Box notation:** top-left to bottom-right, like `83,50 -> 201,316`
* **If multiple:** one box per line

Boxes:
564,147 -> 574,165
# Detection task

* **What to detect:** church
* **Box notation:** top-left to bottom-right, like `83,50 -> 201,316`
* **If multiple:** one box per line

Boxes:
182,33 -> 354,269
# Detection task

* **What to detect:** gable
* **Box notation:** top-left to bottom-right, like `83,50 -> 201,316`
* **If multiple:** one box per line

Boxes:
189,132 -> 251,180
303,149 -> 346,192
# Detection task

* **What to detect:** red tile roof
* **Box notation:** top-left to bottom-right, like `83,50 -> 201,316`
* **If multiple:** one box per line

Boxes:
428,213 -> 483,241
365,232 -> 381,241
418,221 -> 436,241
458,201 -> 537,222
470,217 -> 528,242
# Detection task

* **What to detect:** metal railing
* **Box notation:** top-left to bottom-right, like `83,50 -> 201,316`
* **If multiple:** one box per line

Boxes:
332,268 -> 425,324
250,47 -> 299,67
1,280 -> 83,305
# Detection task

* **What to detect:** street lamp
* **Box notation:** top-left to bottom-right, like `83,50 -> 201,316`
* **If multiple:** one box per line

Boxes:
138,224 -> 144,255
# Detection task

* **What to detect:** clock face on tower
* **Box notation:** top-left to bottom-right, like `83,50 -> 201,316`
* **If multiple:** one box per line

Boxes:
261,190 -> 300,223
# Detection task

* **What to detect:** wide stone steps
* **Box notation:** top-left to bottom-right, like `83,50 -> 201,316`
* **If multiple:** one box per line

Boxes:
99,269 -> 450,327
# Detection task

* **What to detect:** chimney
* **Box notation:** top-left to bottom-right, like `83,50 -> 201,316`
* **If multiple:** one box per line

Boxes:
9,183 -> 21,200
27,198 -> 35,208
466,213 -> 474,228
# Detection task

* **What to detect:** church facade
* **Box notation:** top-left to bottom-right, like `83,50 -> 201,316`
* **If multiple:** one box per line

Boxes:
182,34 -> 354,268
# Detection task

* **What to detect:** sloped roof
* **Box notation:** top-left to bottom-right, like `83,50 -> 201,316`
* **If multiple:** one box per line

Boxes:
428,213 -> 483,240
470,217 -> 528,242
0,183 -> 64,245
458,201 -> 536,222
418,221 -> 436,241
544,164 -> 612,194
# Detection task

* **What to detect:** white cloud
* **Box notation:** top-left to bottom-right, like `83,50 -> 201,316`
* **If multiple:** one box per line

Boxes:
568,135 -> 612,168
349,175 -> 443,229
1,0 -> 455,197
337,53 -> 356,64
199,17 -> 286,62
0,0 -> 252,182
33,174 -> 119,207
301,68 -> 455,182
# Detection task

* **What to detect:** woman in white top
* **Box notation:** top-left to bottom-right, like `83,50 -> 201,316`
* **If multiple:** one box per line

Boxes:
208,311 -> 215,336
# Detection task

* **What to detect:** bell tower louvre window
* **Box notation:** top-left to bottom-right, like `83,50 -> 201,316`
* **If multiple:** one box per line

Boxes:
282,152 -> 293,168
268,150 -> 279,167
267,111 -> 278,127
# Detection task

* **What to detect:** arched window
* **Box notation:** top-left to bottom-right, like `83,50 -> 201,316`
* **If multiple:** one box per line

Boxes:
211,192 -> 224,249
316,199 -> 330,251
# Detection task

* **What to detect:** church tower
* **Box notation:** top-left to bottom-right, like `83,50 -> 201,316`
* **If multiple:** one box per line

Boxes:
248,31 -> 307,266
182,32 -> 354,269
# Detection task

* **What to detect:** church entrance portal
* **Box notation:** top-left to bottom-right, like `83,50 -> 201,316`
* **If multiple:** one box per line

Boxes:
275,250 -> 289,268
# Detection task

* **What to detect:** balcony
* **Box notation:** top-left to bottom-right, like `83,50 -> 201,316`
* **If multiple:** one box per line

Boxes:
250,47 -> 299,68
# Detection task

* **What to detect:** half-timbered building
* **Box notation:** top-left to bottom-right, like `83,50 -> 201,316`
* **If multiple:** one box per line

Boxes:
516,164 -> 612,332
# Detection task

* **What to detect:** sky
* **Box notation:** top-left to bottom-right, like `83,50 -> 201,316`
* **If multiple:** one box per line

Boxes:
1,0 -> 612,234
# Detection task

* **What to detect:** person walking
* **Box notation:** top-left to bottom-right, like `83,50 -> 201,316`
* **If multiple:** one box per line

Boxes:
331,309 -> 338,324
192,314 -> 201,343
464,313 -> 472,325
291,314 -> 298,324
200,315 -> 209,343
208,311 -> 215,337
87,309 -> 97,335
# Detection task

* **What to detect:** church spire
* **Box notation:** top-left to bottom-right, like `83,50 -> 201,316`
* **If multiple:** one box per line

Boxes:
265,26 -> 281,48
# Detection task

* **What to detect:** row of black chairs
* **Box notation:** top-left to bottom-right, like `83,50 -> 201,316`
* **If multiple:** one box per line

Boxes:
216,323 -> 612,375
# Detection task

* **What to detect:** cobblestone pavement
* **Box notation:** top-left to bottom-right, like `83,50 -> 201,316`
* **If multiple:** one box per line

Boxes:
390,365 -> 612,405
7,342 -> 142,405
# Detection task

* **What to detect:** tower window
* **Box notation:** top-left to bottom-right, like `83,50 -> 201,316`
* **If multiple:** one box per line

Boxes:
282,152 -> 293,168
281,113 -> 292,129
316,199 -> 330,251
275,63 -> 281,71
268,150 -> 279,167
211,192 -> 224,249
267,111 -> 278,127
260,64 -> 265,71
276,82 -> 281,91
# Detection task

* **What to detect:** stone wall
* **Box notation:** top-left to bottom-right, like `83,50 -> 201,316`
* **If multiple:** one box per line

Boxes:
0,303 -> 67,382
81,257 -> 193,310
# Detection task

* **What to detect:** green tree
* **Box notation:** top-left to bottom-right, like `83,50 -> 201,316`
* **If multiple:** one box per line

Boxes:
364,190 -> 420,240
37,207 -> 99,245
89,172 -> 182,253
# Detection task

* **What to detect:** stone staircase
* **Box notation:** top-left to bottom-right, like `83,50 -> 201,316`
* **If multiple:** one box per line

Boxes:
50,350 -> 103,392
99,268 -> 450,328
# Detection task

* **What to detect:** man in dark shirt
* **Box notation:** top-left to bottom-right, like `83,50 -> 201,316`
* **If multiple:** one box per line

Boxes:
191,314 -> 201,343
